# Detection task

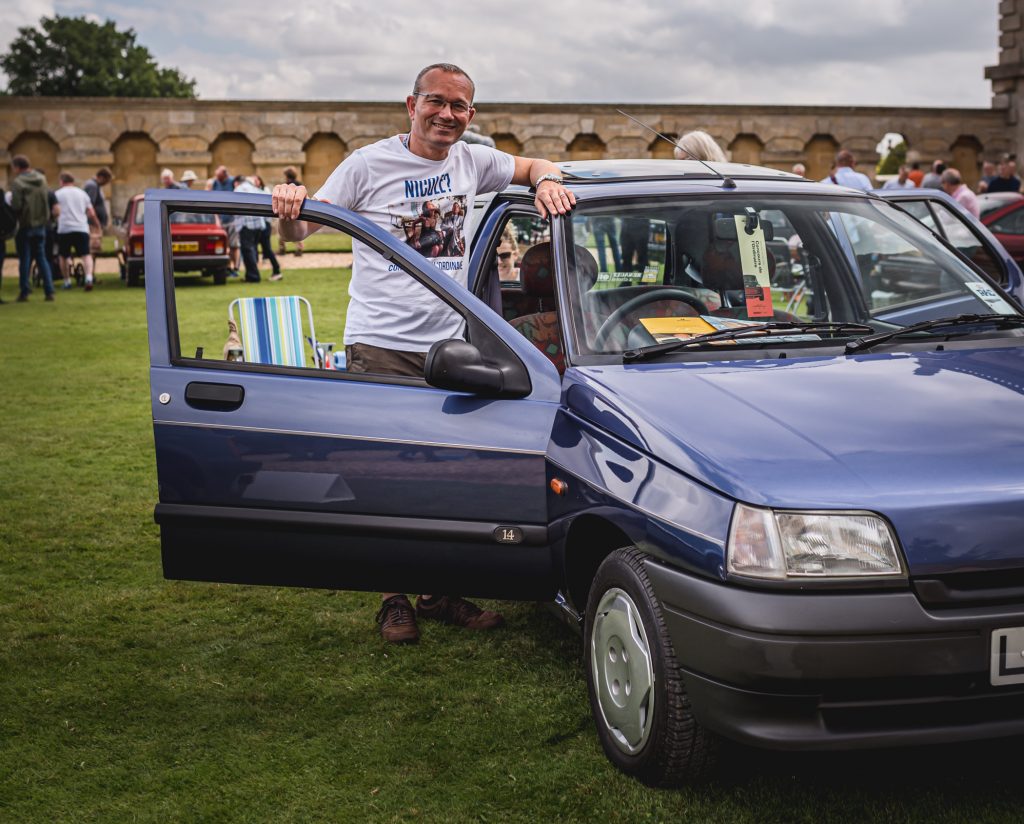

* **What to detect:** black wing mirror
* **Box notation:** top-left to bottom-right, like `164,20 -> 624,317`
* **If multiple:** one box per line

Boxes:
424,339 -> 509,397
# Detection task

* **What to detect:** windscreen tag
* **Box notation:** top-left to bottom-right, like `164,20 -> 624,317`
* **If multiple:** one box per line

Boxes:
734,212 -> 772,318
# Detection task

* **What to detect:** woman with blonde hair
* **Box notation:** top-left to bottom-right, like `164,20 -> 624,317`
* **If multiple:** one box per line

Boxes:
673,130 -> 728,163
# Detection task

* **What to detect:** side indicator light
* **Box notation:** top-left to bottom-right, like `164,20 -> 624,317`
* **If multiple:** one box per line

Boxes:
550,478 -> 568,496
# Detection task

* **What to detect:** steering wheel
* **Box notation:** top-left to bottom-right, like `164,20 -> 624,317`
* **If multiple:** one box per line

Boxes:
593,288 -> 710,350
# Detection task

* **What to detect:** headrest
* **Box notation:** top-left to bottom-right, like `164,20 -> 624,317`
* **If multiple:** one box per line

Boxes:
519,242 -> 600,297
518,243 -> 556,298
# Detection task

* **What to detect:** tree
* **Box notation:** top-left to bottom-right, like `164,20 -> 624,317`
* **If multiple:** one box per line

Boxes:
1,15 -> 196,98
877,140 -> 908,176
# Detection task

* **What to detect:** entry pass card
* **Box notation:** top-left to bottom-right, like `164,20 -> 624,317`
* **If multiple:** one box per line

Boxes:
966,282 -> 1016,315
734,215 -> 773,318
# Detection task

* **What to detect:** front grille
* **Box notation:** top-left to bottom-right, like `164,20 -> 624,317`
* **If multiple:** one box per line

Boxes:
914,567 -> 1024,607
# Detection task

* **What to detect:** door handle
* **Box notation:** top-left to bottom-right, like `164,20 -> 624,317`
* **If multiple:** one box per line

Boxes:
185,382 -> 245,411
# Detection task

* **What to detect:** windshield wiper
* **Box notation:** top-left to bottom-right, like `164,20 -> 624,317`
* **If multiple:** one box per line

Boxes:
844,313 -> 1024,355
622,321 -> 876,363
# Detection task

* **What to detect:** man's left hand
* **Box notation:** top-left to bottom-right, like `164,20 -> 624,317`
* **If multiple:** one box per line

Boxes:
535,180 -> 576,219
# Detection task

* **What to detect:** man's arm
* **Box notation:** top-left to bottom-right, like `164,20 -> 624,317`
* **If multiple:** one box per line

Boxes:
86,205 -> 98,228
271,184 -> 324,241
511,157 -> 576,219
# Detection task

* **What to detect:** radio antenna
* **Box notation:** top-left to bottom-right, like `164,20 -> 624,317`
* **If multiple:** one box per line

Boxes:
617,109 -> 737,189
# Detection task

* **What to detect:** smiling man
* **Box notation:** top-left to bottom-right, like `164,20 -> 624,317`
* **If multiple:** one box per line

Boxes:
272,62 -> 574,643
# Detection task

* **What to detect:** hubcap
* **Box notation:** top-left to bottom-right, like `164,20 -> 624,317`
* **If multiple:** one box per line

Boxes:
590,587 -> 654,754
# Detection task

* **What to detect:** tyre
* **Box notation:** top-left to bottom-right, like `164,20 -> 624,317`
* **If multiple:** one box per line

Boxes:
212,266 -> 228,285
127,263 -> 142,288
584,547 -> 717,786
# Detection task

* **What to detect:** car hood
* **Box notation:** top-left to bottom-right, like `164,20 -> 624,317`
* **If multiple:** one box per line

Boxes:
565,346 -> 1024,574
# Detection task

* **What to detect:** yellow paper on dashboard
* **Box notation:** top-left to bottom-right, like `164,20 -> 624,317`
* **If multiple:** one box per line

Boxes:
638,316 -> 716,343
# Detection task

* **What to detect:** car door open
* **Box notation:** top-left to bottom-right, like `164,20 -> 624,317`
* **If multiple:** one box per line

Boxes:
143,188 -> 563,600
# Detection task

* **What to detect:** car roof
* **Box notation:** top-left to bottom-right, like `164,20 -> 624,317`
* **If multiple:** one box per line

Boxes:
500,159 -> 867,201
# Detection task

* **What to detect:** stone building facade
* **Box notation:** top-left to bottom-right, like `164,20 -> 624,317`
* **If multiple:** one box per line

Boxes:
2,6 -> 1022,218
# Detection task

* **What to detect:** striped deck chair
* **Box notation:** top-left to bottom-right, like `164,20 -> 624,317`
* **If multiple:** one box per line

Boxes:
229,295 -> 325,368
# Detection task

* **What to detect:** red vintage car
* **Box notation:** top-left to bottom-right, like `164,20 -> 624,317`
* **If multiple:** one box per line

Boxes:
980,192 -> 1024,270
117,194 -> 230,287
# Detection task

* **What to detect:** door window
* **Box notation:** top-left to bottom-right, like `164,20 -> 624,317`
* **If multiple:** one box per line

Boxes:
164,205 -> 470,381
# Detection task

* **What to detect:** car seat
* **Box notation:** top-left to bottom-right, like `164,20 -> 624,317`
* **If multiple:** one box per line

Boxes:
508,242 -> 565,373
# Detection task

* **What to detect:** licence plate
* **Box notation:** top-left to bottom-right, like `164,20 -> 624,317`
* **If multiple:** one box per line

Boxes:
172,242 -> 199,253
990,627 -> 1024,685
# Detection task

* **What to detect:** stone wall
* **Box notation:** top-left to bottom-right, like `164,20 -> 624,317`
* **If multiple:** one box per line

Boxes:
0,96 -> 1013,218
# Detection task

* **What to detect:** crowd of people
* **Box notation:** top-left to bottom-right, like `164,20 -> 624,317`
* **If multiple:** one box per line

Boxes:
4,123 -> 1021,305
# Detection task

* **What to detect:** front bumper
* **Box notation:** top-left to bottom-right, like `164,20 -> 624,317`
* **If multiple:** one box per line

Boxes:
645,560 -> 1024,750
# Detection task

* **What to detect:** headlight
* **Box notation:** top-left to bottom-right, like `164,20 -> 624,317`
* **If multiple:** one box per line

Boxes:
727,504 -> 904,581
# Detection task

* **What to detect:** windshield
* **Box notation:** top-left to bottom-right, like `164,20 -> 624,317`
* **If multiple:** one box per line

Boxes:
564,196 -> 1020,358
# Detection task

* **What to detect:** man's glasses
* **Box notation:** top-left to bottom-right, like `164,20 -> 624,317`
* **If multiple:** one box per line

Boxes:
497,252 -> 513,260
413,92 -> 473,116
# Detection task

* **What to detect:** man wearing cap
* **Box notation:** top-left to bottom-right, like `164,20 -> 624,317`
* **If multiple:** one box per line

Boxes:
180,170 -> 199,188
272,61 -> 575,645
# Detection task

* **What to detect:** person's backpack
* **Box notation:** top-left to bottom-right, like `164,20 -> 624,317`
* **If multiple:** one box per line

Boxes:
0,188 -> 17,239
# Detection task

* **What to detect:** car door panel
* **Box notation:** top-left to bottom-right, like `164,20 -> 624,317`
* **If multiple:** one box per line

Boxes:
144,189 -> 562,600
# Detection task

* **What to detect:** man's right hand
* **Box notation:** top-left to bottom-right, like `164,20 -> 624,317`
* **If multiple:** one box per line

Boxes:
272,183 -> 308,220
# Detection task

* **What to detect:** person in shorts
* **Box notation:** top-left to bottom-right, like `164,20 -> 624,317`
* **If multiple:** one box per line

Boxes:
54,172 -> 98,290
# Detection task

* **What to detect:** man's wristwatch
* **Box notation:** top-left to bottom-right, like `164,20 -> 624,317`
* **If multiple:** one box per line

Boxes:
534,173 -> 565,187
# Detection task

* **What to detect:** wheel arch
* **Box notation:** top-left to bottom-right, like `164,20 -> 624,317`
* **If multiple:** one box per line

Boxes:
562,513 -> 636,613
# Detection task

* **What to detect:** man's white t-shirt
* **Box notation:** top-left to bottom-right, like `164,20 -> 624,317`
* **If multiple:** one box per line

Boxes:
55,186 -> 93,234
316,136 -> 515,351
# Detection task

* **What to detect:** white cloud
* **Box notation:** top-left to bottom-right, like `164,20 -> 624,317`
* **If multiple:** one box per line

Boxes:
6,0 -> 1002,107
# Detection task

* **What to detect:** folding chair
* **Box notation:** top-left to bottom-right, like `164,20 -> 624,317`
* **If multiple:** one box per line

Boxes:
229,295 -> 331,368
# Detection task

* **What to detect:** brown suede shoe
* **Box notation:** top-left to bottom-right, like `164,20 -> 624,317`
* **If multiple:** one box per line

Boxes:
416,596 -> 504,630
375,594 -> 419,644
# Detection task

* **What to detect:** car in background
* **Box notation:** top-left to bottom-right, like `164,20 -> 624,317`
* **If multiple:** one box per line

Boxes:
875,187 -> 1024,307
978,191 -> 1023,218
117,193 -> 230,287
978,194 -> 1024,274
146,166 -> 1024,786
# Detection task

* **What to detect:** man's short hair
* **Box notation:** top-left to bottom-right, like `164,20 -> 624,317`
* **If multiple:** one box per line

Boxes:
835,149 -> 855,167
935,162 -> 947,175
283,166 -> 298,182
96,167 -> 113,181
413,63 -> 475,102
59,171 -> 75,184
941,168 -> 962,187
11,155 -> 30,170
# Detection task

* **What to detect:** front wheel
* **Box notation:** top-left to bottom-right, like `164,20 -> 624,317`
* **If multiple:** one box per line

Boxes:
584,548 -> 717,786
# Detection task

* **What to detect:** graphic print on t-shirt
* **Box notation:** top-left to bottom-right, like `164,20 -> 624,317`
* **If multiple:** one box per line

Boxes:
388,181 -> 468,260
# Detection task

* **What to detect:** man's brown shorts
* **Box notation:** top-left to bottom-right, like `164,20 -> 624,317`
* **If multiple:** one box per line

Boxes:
346,342 -> 427,378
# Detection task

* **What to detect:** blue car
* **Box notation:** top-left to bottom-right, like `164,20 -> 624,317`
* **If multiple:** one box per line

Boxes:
145,160 -> 1024,786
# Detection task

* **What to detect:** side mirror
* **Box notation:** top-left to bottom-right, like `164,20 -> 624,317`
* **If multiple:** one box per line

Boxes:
424,339 -> 506,396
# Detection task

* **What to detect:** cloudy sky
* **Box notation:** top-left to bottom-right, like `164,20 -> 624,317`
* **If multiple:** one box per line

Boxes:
1,0 -> 1002,107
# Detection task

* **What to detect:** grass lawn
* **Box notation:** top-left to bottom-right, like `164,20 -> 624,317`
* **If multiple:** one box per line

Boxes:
5,228 -> 353,259
1,267 -> 1022,822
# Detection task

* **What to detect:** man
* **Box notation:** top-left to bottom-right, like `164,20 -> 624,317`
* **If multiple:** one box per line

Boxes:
180,170 -> 198,189
160,168 -> 184,189
940,168 -> 980,217
82,167 -> 112,256
791,162 -> 806,177
54,172 -> 99,290
977,160 -> 997,193
231,174 -> 266,282
272,62 -> 575,644
9,154 -> 55,302
907,161 -> 925,188
985,154 -> 1022,193
207,166 -> 240,275
921,160 -> 945,189
822,149 -> 872,191
882,164 -> 915,189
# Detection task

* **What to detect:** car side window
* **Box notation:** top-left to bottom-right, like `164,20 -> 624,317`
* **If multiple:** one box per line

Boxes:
991,207 -> 1024,236
163,206 -> 469,381
930,203 -> 1004,285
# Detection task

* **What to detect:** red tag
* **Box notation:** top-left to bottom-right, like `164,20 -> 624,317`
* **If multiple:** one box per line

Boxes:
745,286 -> 773,318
